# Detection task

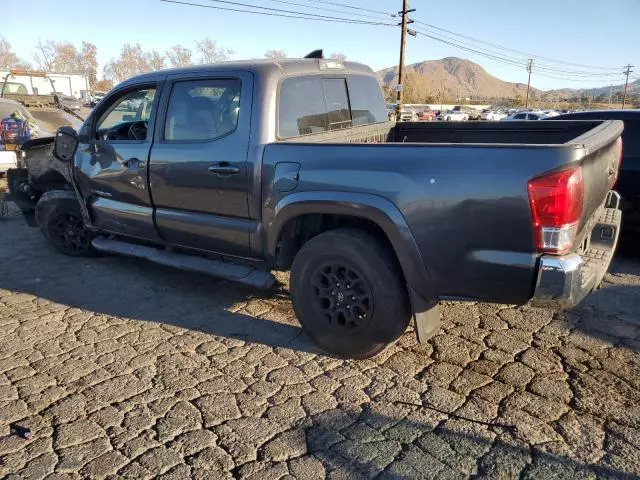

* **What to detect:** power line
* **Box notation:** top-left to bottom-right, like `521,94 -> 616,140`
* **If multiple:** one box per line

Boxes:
413,28 -> 625,81
159,0 -> 396,25
416,25 -> 622,77
413,28 -> 526,68
413,19 -> 620,73
533,71 -> 625,83
263,0 -> 391,20
199,0 -> 395,24
296,0 -> 395,17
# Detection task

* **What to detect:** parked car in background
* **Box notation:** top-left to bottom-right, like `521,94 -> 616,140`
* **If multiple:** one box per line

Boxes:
10,56 -> 624,359
399,108 -> 418,122
549,109 -> 639,232
453,105 -> 481,120
481,110 -> 507,121
504,111 -> 548,121
55,93 -> 82,111
438,110 -> 468,121
89,92 -> 107,107
418,108 -> 437,121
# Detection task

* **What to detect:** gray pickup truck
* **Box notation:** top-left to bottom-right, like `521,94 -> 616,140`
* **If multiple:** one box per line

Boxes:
9,55 -> 623,358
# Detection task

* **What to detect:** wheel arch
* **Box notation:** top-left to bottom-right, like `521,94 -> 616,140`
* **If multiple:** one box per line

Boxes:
34,190 -> 80,227
267,191 -> 433,298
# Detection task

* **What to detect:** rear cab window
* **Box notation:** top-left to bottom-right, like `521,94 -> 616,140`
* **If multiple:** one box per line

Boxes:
278,74 -> 387,138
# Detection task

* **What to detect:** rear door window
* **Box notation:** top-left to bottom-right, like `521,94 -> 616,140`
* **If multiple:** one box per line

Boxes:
279,74 -> 387,138
347,75 -> 388,126
322,78 -> 351,130
279,76 -> 328,138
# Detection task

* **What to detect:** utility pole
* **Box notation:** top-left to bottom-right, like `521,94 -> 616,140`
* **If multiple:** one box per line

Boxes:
525,59 -> 533,109
622,64 -> 634,109
395,0 -> 415,121
609,85 -> 613,109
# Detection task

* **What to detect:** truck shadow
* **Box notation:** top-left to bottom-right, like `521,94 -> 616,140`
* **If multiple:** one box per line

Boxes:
1,208 -> 639,356
285,404 -> 636,479
0,213 -> 321,354
559,246 -> 640,351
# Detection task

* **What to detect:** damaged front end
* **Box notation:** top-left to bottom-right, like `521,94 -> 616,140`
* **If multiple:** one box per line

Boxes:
7,136 -> 74,226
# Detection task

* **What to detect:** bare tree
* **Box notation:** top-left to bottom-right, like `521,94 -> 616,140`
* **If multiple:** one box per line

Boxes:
329,52 -> 347,62
77,41 -> 98,87
93,79 -> 113,92
196,38 -> 232,64
0,36 -> 22,70
166,45 -> 193,68
264,49 -> 287,59
147,50 -> 166,71
34,40 -> 80,73
103,43 -> 153,83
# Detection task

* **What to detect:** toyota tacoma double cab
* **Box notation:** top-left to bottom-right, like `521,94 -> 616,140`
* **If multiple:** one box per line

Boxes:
9,53 -> 624,358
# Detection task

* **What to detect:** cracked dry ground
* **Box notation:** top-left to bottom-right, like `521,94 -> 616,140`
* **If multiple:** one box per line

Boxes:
1,200 -> 639,479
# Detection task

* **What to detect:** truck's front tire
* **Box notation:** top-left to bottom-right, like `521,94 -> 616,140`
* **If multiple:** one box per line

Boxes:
290,228 -> 411,359
40,198 -> 95,257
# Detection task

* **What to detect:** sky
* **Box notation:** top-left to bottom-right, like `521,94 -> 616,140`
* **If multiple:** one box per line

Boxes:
3,0 -> 640,91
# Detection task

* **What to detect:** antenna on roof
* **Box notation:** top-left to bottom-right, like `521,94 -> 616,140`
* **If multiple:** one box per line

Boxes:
304,49 -> 324,59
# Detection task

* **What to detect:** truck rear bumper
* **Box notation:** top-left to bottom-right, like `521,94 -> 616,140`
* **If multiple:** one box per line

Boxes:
530,191 -> 621,310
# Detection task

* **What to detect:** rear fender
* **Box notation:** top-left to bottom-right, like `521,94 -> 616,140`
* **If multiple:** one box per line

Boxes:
268,191 -> 434,300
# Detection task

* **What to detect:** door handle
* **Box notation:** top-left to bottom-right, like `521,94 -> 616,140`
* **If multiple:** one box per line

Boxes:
208,162 -> 239,176
122,158 -> 146,169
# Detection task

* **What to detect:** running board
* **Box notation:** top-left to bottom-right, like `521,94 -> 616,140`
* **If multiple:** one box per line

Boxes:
92,237 -> 276,289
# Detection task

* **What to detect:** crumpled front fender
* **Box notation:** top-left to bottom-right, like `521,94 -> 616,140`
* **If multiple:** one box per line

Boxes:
35,190 -> 79,227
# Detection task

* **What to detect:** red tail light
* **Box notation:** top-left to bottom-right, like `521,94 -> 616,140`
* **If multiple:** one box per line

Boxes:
528,166 -> 584,254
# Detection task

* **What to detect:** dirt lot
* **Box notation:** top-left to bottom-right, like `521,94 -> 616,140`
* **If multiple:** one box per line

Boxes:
0,191 -> 639,479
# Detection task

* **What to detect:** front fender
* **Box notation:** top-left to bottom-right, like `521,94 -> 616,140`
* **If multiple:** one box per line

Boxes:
35,190 -> 79,227
267,191 -> 433,298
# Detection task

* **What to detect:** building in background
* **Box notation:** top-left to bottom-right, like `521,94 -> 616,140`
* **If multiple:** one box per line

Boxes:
0,70 -> 90,99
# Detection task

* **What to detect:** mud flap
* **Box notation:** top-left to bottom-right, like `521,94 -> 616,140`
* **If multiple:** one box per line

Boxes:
407,285 -> 441,343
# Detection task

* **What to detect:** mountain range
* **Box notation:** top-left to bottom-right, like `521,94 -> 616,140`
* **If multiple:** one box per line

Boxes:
377,57 -> 639,100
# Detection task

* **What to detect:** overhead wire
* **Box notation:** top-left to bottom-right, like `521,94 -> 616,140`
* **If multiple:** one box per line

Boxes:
412,19 -> 620,72
263,0 -> 392,20
158,0 -> 396,26
160,0 -> 625,84
413,26 -> 622,78
294,0 -> 395,17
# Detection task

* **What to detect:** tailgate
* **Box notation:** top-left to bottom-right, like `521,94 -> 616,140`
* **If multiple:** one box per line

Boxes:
571,120 -> 623,242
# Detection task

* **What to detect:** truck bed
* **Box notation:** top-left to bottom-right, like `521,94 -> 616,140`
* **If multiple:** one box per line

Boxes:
268,119 -> 623,304
280,119 -> 612,146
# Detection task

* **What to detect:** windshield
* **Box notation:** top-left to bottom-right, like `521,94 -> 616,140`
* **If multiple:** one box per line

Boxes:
1,82 -> 28,95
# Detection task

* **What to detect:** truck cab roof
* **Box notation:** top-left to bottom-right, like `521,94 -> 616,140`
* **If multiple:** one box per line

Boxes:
118,58 -> 375,88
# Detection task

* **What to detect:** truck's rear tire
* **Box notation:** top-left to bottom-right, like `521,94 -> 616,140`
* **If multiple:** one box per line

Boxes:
40,200 -> 95,257
290,228 -> 411,359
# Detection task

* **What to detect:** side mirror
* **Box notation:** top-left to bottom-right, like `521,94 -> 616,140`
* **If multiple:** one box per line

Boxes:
53,126 -> 78,162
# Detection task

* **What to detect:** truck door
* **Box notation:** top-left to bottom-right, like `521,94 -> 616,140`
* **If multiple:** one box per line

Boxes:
148,72 -> 252,257
76,81 -> 163,240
